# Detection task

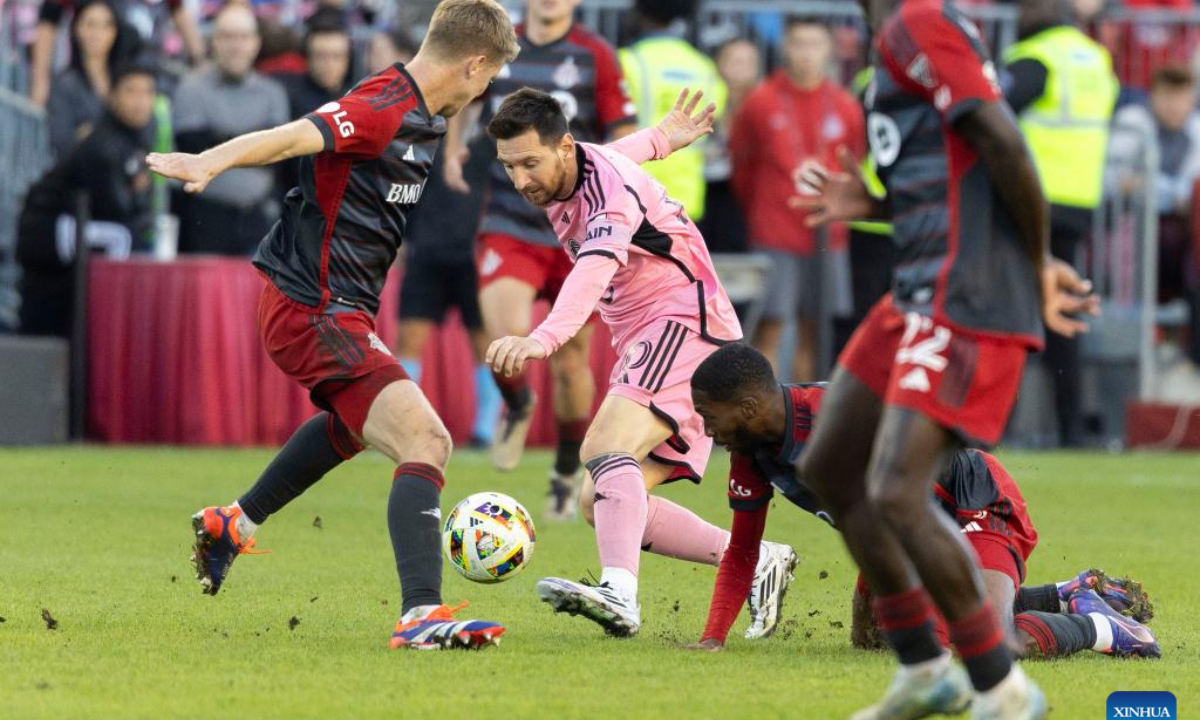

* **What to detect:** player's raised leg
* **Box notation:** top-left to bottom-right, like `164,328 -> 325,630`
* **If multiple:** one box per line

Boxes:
797,369 -> 972,720
363,380 -> 506,650
191,410 -> 361,595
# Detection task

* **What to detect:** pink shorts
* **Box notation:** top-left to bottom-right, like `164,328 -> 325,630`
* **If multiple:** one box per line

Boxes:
608,318 -> 718,483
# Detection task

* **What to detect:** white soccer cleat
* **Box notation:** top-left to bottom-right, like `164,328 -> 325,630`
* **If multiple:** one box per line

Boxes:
970,666 -> 1047,720
745,541 -> 799,639
536,577 -> 641,637
850,655 -> 972,720
545,467 -> 583,522
490,393 -> 536,472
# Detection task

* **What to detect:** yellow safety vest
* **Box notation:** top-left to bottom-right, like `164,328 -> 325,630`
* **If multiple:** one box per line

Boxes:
620,36 -> 726,220
1004,26 -> 1118,209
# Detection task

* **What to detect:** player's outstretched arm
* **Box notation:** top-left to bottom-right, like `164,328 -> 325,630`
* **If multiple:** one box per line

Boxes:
488,254 -> 620,377
957,102 -> 1100,337
607,88 -> 716,165
688,504 -> 768,650
147,119 -> 326,194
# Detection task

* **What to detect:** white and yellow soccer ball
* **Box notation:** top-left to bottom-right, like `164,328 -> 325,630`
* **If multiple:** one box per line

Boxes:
442,492 -> 536,583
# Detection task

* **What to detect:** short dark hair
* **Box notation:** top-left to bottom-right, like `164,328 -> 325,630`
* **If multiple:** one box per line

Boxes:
486,87 -> 569,143
691,343 -> 778,402
1152,65 -> 1194,91
111,59 -> 158,89
635,0 -> 695,26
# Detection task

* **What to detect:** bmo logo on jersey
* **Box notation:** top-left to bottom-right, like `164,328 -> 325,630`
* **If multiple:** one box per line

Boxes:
317,102 -> 354,138
386,182 -> 425,204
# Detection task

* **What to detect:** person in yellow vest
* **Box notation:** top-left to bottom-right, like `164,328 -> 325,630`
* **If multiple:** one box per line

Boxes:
619,0 -> 725,221
1004,0 -> 1118,447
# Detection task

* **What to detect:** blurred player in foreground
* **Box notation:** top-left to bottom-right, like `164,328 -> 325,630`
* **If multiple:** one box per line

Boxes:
485,88 -> 795,637
687,343 -> 1159,661
148,0 -> 519,651
787,0 -> 1100,716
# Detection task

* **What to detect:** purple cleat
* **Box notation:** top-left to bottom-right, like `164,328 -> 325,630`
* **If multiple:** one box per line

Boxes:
1069,589 -> 1161,659
1057,569 -> 1154,623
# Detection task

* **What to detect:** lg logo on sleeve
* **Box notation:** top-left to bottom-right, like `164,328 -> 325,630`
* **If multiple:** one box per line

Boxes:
318,102 -> 355,138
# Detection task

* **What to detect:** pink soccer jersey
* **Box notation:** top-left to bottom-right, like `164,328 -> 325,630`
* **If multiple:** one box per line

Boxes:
528,128 -> 743,356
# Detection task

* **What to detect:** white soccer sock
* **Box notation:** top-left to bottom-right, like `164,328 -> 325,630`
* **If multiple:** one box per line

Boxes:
401,604 -> 441,623
230,501 -> 259,539
899,651 -> 951,680
599,567 -> 638,602
1088,613 -> 1114,652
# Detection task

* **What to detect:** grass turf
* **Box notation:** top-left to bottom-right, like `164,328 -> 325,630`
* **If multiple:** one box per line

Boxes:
1,447 -> 1196,719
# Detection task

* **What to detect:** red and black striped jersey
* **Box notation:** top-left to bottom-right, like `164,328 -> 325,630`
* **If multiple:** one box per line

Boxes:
253,63 -> 445,314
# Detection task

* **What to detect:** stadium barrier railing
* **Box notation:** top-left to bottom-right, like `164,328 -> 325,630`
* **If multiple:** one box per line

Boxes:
0,86 -> 51,332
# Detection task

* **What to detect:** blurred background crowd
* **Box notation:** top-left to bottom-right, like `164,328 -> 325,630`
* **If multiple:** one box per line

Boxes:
1,0 -> 1198,449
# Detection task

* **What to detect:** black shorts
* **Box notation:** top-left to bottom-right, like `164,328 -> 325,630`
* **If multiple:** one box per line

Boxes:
398,254 -> 483,329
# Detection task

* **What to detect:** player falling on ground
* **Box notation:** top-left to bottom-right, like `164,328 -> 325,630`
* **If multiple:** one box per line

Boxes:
484,88 -> 796,638
687,343 -> 1159,661
445,0 -> 639,518
785,0 -> 1101,717
147,0 -> 520,651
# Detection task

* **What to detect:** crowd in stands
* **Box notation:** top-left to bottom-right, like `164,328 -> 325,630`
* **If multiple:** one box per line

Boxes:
5,0 -> 1200,445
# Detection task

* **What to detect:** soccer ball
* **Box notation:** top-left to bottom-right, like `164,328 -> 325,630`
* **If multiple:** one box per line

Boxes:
442,492 -> 536,583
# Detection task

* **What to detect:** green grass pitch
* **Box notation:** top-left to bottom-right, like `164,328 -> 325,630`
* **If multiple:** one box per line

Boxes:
1,447 -> 1196,719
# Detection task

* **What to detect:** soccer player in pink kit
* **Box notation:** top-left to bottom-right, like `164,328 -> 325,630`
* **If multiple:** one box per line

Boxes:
486,88 -> 796,637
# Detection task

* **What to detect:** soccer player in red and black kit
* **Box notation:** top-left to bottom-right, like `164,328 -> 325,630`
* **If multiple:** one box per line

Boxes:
147,0 -> 520,651
444,0 -> 638,518
688,344 -> 1160,662
788,0 -> 1101,717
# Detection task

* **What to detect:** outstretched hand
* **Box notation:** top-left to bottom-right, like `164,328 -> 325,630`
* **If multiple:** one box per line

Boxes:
487,335 -> 548,377
788,146 -> 875,227
146,152 -> 219,194
1042,258 -> 1102,338
657,88 -> 717,152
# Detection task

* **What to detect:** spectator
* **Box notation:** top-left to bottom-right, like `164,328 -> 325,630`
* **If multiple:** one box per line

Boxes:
1104,0 -> 1195,89
256,18 -> 306,78
28,0 -> 204,108
698,37 -> 761,255
1004,0 -> 1118,447
282,19 -> 353,119
45,0 -> 130,156
620,0 -> 725,222
730,17 -> 863,382
368,27 -> 419,73
1110,65 -> 1200,365
17,62 -> 157,337
171,3 -> 289,255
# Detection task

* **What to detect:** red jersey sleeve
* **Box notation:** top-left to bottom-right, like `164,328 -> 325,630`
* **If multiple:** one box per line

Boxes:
728,452 -> 773,511
305,71 -> 415,159
880,2 -> 1001,124
700,503 -> 767,644
587,35 -> 637,135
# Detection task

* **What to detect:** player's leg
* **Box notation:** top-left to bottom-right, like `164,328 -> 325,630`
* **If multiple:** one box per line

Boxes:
867,409 -> 1039,714
1015,569 -> 1154,624
456,259 -> 501,447
395,319 -> 434,381
546,323 -> 594,519
191,284 -> 368,595
395,252 -> 449,383
536,394 -> 672,637
797,356 -> 969,716
358,379 -> 506,650
750,250 -> 801,376
478,264 -> 539,470
192,411 -> 363,595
